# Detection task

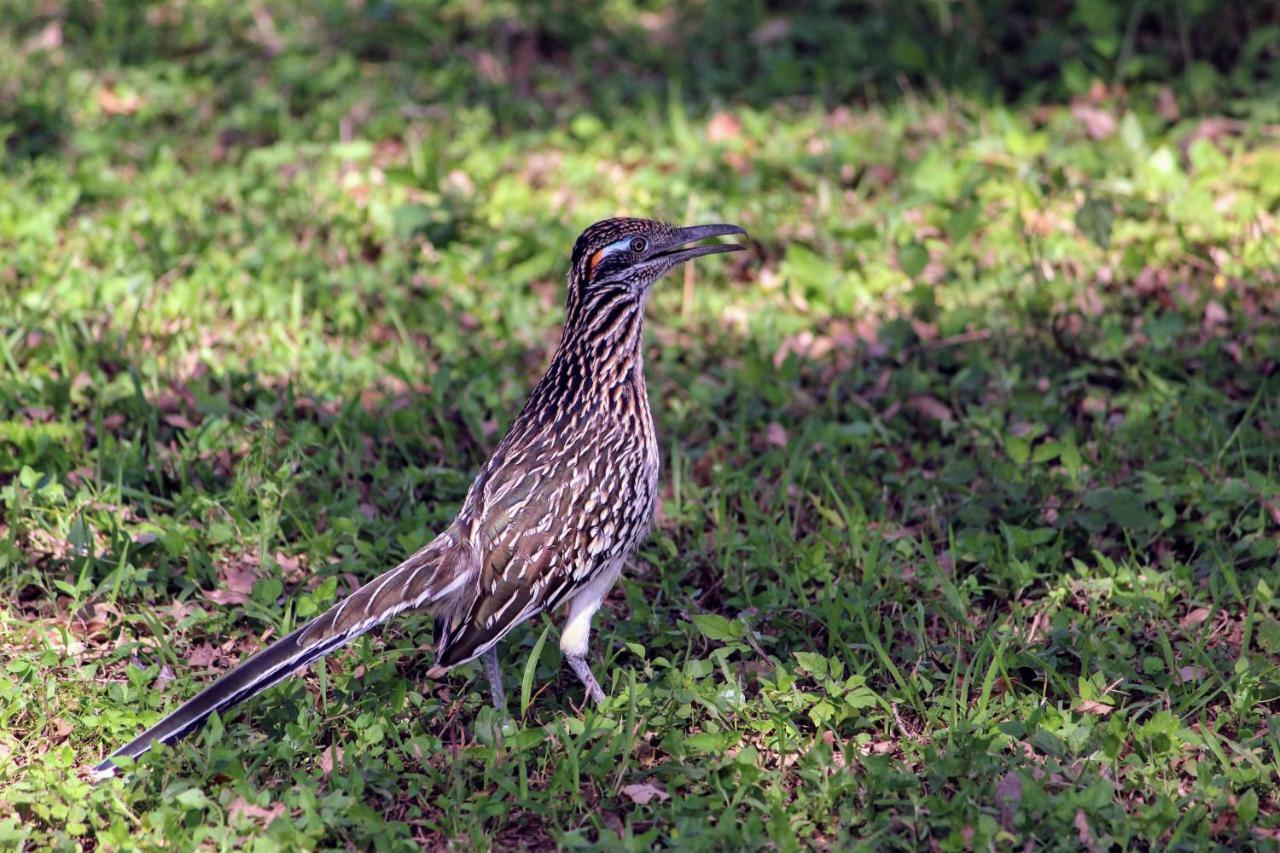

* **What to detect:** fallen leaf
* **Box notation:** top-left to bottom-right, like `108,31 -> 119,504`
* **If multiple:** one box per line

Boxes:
621,781 -> 670,805
187,643 -> 219,668
99,86 -> 143,116
1174,665 -> 1209,685
229,798 -> 286,826
765,422 -> 789,447
995,770 -> 1021,831
1182,607 -> 1212,629
1072,103 -> 1116,140
275,551 -> 305,583
707,111 -> 742,144
48,719 -> 73,743
1203,300 -> 1228,330
906,393 -> 954,424
206,562 -> 258,605
1074,808 -> 1099,853
1074,700 -> 1113,716
751,18 -> 790,45
318,744 -> 343,776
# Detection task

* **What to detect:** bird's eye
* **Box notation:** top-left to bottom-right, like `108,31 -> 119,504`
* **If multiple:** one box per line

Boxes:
629,237 -> 648,253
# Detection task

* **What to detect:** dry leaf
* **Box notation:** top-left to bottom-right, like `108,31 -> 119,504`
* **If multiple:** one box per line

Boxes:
995,770 -> 1021,831
163,413 -> 196,430
621,781 -> 670,805
99,86 -> 143,116
707,111 -> 742,144
229,798 -> 286,826
187,643 -> 219,668
751,18 -> 790,45
765,422 -> 789,447
906,393 -> 954,424
1181,608 -> 1212,629
318,744 -> 343,776
1072,104 -> 1116,140
48,719 -> 73,743
1174,665 -> 1209,685
1074,808 -> 1100,853
275,551 -> 305,583
1203,300 -> 1228,330
206,562 -> 257,605
1074,700 -> 1113,716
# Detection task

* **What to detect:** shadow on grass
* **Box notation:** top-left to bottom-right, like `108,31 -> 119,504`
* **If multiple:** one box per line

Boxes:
5,0 -> 1278,163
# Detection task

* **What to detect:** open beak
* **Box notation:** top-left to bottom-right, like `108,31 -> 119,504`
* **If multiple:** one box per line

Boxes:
654,223 -> 748,265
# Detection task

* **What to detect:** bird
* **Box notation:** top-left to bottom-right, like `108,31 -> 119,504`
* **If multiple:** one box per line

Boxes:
93,217 -> 747,779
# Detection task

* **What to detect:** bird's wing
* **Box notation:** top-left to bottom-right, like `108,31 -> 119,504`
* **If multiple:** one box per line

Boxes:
433,457 -> 591,669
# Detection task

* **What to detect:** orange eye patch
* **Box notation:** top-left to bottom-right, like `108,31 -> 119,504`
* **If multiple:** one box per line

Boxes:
588,248 -> 605,276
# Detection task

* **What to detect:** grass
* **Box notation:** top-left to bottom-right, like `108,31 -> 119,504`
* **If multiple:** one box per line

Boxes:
2,1 -> 1279,849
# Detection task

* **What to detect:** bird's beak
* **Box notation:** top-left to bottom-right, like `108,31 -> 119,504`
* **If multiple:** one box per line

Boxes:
654,223 -> 748,265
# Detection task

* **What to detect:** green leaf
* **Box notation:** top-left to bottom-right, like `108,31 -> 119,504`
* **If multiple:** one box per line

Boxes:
1237,788 -> 1259,825
793,652 -> 829,679
1075,197 -> 1114,249
1032,441 -> 1062,464
1255,617 -> 1280,655
691,614 -> 745,642
521,620 -> 552,718
898,242 -> 929,278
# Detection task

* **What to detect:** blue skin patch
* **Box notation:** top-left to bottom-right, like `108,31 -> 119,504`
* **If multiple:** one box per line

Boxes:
589,237 -> 642,276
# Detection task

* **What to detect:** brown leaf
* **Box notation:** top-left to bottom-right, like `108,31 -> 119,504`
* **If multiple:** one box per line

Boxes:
318,744 -> 343,776
187,643 -> 219,668
25,20 -> 63,52
1157,86 -> 1180,122
275,551 -> 305,583
765,422 -> 789,447
98,86 -> 143,116
995,770 -> 1021,831
48,719 -> 73,743
1074,808 -> 1100,853
707,111 -> 742,144
1174,665 -> 1209,685
906,393 -> 954,424
229,798 -> 286,826
1074,699 -> 1113,716
1182,607 -> 1212,629
206,561 -> 258,605
1072,103 -> 1116,140
621,781 -> 670,805
1203,300 -> 1228,330
751,18 -> 791,45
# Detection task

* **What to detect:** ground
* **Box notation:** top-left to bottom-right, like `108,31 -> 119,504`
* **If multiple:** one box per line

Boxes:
2,2 -> 1279,850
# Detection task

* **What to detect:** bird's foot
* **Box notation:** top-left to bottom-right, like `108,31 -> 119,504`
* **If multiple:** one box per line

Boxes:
565,654 -> 606,706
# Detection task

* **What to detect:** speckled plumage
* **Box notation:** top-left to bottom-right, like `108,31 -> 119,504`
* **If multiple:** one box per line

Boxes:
94,217 -> 747,779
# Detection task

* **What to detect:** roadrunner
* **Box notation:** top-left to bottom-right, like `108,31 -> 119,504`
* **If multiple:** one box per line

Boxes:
94,217 -> 746,778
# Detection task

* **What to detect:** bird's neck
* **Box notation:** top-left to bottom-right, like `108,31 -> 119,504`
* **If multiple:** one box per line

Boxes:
549,287 -> 648,399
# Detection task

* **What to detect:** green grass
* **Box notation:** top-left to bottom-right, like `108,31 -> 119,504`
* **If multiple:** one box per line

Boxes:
3,1 -> 1280,849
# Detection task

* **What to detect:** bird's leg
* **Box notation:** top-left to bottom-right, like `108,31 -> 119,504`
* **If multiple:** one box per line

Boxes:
559,559 -> 622,707
566,654 -> 606,705
481,647 -> 506,714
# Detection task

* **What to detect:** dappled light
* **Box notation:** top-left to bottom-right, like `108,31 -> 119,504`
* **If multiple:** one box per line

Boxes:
1,0 -> 1278,848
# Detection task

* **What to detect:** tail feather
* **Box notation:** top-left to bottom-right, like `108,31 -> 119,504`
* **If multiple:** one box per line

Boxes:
93,535 -> 472,780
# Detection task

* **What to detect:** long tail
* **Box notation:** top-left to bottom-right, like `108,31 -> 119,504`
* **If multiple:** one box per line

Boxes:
93,535 -> 473,780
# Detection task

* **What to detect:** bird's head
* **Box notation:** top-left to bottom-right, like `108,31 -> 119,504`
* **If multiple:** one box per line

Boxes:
567,217 -> 747,298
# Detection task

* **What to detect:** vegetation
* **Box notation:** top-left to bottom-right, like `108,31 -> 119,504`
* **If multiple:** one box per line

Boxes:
2,1 -> 1277,848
